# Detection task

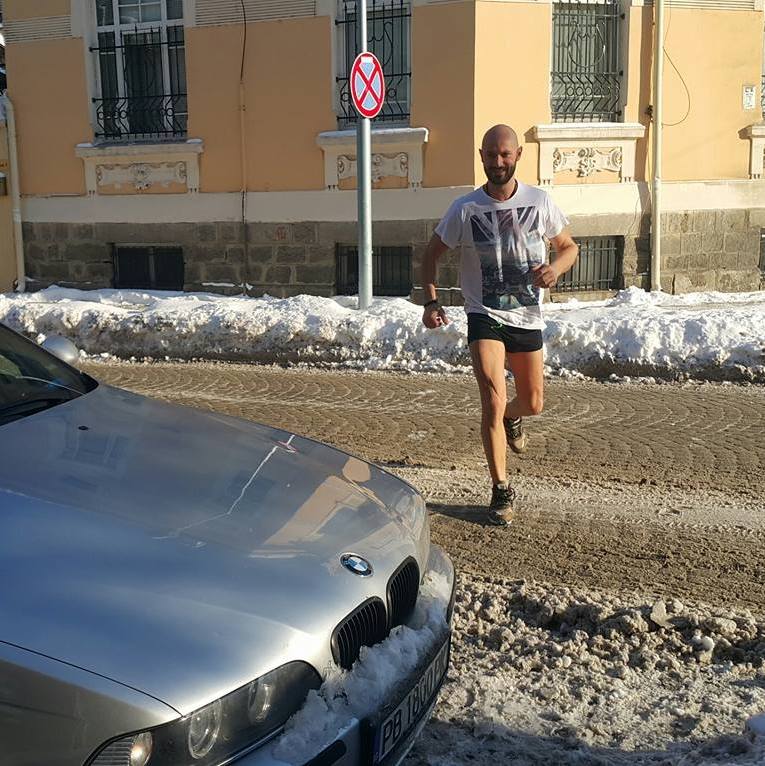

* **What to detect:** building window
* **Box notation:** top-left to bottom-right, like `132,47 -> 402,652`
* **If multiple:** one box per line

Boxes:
336,0 -> 411,128
551,0 -> 623,122
552,235 -> 623,292
113,245 -> 184,290
92,0 -> 187,141
759,230 -> 765,276
336,245 -> 412,296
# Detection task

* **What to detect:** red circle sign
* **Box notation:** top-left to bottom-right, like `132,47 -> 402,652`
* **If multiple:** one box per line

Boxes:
350,52 -> 385,119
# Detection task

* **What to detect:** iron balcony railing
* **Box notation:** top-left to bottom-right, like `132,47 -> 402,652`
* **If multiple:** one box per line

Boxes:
336,244 -> 412,296
553,235 -> 623,292
336,0 -> 411,128
91,25 -> 187,140
551,0 -> 623,122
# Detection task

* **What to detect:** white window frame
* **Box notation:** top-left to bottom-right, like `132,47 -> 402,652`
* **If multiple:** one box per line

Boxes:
91,0 -> 189,140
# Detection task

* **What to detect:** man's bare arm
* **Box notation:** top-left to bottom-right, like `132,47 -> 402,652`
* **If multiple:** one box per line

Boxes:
420,234 -> 450,327
532,228 -> 579,288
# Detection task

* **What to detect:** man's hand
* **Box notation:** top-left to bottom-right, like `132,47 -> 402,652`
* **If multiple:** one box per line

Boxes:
531,263 -> 559,289
422,304 -> 449,328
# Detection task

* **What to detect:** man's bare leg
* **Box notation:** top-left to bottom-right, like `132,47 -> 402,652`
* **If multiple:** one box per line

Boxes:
470,339 -> 509,485
469,340 -> 518,525
503,349 -> 545,452
505,349 -> 545,418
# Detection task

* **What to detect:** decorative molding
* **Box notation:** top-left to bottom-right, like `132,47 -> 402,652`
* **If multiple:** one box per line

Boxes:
5,15 -> 72,43
75,140 -> 204,196
744,124 -> 765,180
316,127 -> 428,189
337,152 -> 409,183
196,0 -> 316,26
532,123 -> 646,186
96,161 -> 188,192
552,147 -> 623,178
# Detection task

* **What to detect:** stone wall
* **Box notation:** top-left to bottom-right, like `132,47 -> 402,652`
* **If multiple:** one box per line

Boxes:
659,210 -> 763,294
21,210 -> 764,299
22,220 -> 444,299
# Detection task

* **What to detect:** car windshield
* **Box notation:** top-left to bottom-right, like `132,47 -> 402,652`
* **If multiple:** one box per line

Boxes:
0,323 -> 96,426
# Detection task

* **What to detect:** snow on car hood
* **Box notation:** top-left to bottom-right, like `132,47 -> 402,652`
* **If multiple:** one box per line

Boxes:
0,383 -> 429,714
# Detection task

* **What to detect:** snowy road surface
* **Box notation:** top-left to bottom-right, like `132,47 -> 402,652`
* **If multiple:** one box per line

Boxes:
81,362 -> 765,764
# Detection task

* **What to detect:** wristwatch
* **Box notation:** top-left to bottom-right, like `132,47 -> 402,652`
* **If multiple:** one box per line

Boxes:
423,299 -> 440,310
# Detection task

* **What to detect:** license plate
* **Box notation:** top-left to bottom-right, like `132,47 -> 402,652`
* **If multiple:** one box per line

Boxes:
371,638 -> 450,764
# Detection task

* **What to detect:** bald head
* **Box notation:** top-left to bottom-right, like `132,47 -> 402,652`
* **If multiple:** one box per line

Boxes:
479,124 -> 522,189
481,124 -> 519,151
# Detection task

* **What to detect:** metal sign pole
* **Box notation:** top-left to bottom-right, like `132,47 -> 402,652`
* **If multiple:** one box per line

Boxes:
356,0 -> 372,310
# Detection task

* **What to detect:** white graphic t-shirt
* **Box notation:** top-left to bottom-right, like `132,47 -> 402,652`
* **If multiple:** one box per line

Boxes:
435,182 -> 569,330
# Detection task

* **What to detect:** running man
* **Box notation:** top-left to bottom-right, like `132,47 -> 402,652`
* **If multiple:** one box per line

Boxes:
420,124 -> 578,526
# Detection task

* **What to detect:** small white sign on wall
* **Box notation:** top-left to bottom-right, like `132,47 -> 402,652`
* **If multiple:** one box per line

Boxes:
743,85 -> 757,111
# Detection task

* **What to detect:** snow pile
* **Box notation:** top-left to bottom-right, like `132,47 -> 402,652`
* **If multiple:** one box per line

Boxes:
406,574 -> 765,765
272,569 -> 452,764
545,287 -> 765,381
1,285 -> 764,380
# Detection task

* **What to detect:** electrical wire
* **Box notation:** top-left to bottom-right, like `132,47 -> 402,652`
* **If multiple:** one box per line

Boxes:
661,1 -> 691,128
240,0 -> 248,82
662,49 -> 691,127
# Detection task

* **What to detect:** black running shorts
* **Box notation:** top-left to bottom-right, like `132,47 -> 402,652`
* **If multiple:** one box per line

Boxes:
467,312 -> 544,353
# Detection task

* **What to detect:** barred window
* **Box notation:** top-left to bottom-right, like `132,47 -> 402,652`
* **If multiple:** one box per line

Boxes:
552,236 -> 623,292
551,0 -> 623,122
336,245 -> 412,296
92,0 -> 187,140
336,0 -> 411,128
113,245 -> 184,290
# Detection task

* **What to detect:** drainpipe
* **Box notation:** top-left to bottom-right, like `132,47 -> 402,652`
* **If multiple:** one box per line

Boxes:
4,96 -> 25,292
651,0 -> 664,292
238,1 -> 250,295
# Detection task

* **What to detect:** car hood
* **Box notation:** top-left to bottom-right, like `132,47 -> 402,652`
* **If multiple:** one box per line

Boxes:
0,384 -> 428,714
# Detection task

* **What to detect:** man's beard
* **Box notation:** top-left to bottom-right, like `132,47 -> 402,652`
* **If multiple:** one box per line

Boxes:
485,164 -> 516,185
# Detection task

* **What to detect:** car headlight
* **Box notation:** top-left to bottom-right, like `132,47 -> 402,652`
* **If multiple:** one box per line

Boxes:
88,662 -> 321,766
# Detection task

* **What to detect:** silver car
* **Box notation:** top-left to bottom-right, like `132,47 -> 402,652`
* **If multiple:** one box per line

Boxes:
0,323 -> 455,766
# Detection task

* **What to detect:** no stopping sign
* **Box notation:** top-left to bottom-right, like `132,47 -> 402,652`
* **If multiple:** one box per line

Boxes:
350,52 -> 385,119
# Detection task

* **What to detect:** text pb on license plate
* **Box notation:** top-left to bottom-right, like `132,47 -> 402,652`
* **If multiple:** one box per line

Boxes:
371,638 -> 450,763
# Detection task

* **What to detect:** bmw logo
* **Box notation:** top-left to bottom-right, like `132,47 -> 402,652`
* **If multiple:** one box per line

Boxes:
341,553 -> 373,577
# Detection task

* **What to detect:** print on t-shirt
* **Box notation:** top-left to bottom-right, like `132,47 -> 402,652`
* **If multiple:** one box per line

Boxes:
434,183 -> 568,331
469,205 -> 546,312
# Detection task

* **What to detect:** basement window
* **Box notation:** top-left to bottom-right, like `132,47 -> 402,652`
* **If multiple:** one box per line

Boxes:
336,244 -> 412,296
113,245 -> 184,290
552,235 -> 624,293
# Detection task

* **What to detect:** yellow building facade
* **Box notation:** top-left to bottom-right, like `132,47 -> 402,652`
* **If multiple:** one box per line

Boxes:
5,0 -> 765,299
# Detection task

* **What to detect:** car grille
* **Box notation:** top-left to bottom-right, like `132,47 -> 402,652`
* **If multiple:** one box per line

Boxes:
332,598 -> 388,670
387,558 -> 420,628
331,559 -> 421,670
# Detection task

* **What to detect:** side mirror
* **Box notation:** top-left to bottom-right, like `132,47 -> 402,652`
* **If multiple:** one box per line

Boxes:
41,335 -> 80,367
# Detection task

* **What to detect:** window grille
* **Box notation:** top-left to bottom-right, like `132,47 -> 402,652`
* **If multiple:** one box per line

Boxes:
113,245 -> 184,290
336,0 -> 411,128
336,244 -> 412,296
552,235 -> 623,292
551,0 -> 623,122
92,0 -> 187,140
